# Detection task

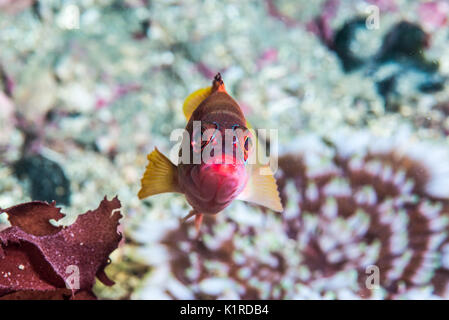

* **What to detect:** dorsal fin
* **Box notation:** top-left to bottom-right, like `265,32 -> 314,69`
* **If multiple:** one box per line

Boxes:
182,86 -> 212,121
182,73 -> 227,121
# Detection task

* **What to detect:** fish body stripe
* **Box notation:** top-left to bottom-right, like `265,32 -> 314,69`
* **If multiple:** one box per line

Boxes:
187,92 -> 246,130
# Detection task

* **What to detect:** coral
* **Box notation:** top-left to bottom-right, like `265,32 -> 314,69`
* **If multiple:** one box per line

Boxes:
133,131 -> 449,299
412,101 -> 449,137
279,131 -> 449,298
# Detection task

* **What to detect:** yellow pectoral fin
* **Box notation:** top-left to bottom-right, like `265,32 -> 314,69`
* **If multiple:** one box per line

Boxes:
138,148 -> 179,199
239,120 -> 282,211
245,120 -> 253,130
237,164 -> 283,212
183,86 -> 212,121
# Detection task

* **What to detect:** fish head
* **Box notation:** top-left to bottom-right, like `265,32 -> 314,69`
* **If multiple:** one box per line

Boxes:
183,118 -> 254,212
190,114 -> 254,163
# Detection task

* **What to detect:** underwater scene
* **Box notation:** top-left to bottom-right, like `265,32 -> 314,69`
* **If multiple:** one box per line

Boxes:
1,0 -> 449,300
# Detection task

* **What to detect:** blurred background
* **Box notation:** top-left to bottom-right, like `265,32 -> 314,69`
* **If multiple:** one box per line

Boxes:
1,0 -> 449,299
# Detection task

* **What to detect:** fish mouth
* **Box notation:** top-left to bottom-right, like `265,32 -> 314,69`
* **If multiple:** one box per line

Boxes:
199,154 -> 245,181
202,153 -> 245,166
188,154 -> 247,205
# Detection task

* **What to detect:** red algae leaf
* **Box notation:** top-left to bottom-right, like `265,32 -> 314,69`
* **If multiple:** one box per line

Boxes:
0,196 -> 123,299
70,290 -> 97,300
0,289 -> 97,300
2,201 -> 64,236
0,242 -> 63,297
45,196 -> 123,289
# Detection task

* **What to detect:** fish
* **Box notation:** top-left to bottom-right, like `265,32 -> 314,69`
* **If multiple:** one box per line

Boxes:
138,73 -> 283,232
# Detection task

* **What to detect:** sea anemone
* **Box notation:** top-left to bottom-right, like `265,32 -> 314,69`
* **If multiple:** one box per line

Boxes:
132,129 -> 449,299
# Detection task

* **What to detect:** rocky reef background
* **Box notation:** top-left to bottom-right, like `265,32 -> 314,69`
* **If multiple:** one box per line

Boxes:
1,0 -> 449,299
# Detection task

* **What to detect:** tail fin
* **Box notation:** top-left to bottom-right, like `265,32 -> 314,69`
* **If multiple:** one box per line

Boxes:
138,148 -> 180,199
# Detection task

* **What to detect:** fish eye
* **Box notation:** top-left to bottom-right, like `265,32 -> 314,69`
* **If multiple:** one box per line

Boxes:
244,136 -> 252,162
192,122 -> 219,151
244,136 -> 252,151
204,122 -> 219,148
231,125 -> 240,145
191,127 -> 203,153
